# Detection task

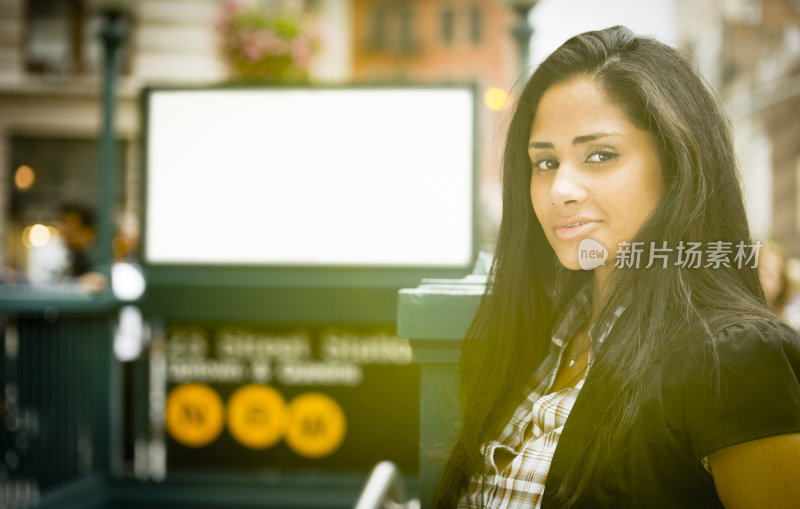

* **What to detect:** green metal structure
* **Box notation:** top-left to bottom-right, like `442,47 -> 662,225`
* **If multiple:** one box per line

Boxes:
397,275 -> 484,508
0,271 -> 482,508
0,287 -> 120,507
0,286 -> 418,508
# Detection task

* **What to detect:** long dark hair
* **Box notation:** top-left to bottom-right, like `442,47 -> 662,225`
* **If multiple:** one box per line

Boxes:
436,25 -> 770,507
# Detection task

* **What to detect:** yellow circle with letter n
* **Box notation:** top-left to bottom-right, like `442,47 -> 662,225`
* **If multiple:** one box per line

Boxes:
227,384 -> 288,449
165,383 -> 224,447
286,393 -> 346,458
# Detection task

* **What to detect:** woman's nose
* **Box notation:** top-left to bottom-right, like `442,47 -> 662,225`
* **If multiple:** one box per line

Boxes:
549,164 -> 588,206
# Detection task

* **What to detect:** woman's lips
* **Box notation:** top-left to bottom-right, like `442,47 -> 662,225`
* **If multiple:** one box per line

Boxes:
554,220 -> 600,239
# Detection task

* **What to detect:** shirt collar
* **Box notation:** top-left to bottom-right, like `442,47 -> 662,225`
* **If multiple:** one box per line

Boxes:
551,281 -> 593,349
551,279 -> 630,352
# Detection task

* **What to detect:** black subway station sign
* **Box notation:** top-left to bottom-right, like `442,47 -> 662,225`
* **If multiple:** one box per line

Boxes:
140,84 -> 478,491
160,324 -> 419,472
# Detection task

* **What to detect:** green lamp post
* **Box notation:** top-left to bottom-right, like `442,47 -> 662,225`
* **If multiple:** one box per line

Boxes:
87,0 -> 132,281
502,0 -> 539,76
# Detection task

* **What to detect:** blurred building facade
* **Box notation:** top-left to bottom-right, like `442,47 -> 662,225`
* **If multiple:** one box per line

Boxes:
0,0 -> 226,273
0,0 -> 520,279
721,0 -> 800,255
0,0 -> 351,277
674,0 -> 800,253
351,0 -> 520,249
1,0 -> 799,275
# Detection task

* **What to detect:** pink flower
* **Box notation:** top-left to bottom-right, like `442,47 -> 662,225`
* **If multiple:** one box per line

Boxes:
215,1 -> 242,29
239,32 -> 263,61
291,37 -> 312,69
215,1 -> 319,81
257,29 -> 289,56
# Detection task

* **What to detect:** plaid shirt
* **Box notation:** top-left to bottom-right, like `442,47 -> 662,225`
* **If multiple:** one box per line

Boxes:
458,283 -> 626,508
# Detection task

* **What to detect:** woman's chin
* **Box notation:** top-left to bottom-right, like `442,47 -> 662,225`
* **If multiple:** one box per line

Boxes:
555,255 -> 584,271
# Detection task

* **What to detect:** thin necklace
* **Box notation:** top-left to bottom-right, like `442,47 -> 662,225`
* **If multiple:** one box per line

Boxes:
567,343 -> 591,368
566,325 -> 592,368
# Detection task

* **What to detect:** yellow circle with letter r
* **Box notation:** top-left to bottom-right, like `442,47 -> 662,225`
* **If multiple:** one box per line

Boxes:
227,384 -> 288,449
286,392 -> 346,458
165,383 -> 224,447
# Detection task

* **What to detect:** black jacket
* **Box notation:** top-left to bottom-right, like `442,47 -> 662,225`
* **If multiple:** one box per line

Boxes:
542,319 -> 800,508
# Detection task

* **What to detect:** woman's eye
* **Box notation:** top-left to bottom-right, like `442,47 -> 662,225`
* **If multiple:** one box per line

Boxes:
586,150 -> 617,163
533,157 -> 559,172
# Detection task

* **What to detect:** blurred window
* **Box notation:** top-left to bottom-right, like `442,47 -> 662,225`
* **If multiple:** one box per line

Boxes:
24,0 -> 108,75
400,5 -> 416,51
469,5 -> 482,44
369,5 -> 386,49
366,3 -> 418,53
441,5 -> 454,45
26,0 -> 87,74
6,136 -> 128,273
26,0 -> 78,74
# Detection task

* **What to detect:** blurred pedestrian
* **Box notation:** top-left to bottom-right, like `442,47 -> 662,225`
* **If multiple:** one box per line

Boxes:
60,202 -> 96,277
759,240 -> 800,329
60,203 -> 106,291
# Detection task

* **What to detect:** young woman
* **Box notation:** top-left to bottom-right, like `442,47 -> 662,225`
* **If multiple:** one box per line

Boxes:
437,26 -> 800,508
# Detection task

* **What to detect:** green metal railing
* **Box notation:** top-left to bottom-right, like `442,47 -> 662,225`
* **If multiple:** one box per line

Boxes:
0,286 -> 120,508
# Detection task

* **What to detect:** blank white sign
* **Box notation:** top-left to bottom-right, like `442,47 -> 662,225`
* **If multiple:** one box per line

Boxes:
145,87 -> 474,267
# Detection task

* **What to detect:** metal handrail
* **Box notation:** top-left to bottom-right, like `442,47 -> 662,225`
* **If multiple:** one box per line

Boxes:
354,461 -> 420,509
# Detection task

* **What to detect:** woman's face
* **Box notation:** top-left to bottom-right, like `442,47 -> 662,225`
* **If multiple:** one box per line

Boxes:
528,76 -> 665,271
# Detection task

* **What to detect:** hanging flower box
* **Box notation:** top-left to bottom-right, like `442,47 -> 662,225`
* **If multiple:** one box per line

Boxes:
216,1 -> 319,83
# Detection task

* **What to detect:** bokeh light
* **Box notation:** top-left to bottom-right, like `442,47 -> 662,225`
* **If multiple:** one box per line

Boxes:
14,165 -> 35,190
24,224 -> 51,248
484,87 -> 509,111
112,262 -> 147,301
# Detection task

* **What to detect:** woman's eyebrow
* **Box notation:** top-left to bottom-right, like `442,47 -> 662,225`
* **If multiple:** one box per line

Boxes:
528,131 -> 619,149
573,131 -> 617,144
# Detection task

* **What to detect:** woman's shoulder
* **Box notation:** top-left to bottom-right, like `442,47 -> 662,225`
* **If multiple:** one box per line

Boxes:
660,316 -> 800,461
658,315 -> 800,409
720,316 -> 800,362
714,316 -> 799,339
667,316 -> 800,368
